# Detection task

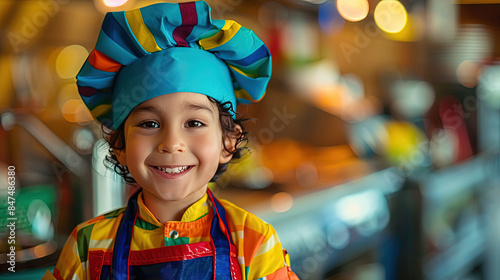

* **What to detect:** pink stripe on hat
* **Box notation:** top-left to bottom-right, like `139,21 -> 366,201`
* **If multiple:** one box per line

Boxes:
172,2 -> 198,47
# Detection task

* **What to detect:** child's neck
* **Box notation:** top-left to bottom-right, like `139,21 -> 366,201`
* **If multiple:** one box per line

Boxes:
141,187 -> 208,223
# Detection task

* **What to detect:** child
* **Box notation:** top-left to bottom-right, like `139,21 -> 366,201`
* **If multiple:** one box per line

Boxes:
42,1 -> 298,279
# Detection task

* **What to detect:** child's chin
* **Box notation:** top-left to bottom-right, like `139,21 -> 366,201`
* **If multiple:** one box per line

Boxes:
156,189 -> 203,202
155,192 -> 188,202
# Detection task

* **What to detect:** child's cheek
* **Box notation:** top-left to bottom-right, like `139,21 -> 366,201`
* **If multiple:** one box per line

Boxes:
126,135 -> 153,163
191,132 -> 221,162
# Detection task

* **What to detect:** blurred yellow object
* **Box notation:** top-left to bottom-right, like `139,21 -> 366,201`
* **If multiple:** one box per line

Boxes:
374,0 -> 408,34
61,99 -> 93,123
385,121 -> 427,165
384,14 -> 423,42
58,84 -> 80,109
55,45 -> 89,80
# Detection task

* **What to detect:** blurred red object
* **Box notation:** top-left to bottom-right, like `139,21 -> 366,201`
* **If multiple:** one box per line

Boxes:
439,95 -> 473,162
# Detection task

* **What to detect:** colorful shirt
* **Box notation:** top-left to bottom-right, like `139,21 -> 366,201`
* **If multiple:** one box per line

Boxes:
42,192 -> 298,280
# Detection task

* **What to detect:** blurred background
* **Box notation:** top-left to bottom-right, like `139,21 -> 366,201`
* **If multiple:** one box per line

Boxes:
1,0 -> 500,279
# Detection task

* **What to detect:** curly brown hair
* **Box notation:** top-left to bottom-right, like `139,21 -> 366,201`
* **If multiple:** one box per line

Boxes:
102,97 -> 248,184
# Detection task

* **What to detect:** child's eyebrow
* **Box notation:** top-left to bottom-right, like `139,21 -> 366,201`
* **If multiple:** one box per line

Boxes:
183,102 -> 215,114
130,105 -> 160,116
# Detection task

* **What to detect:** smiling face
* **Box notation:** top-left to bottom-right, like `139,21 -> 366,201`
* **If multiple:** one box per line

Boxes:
114,92 -> 235,205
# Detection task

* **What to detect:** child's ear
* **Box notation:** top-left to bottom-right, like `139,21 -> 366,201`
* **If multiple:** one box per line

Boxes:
219,124 -> 243,164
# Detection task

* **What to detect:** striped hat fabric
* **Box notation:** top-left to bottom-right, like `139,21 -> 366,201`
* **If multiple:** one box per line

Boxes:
77,1 -> 272,130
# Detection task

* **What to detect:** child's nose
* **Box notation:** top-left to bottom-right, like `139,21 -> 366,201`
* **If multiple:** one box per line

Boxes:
158,132 -> 186,153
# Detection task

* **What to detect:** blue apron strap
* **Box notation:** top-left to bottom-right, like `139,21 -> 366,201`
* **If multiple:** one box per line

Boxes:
111,190 -> 140,280
207,189 -> 238,279
207,189 -> 234,244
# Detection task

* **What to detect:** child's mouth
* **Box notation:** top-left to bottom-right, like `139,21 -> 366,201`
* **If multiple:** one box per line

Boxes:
151,165 -> 194,179
155,166 -> 191,174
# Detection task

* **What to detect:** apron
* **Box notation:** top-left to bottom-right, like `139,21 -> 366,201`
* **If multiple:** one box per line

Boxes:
88,189 -> 243,280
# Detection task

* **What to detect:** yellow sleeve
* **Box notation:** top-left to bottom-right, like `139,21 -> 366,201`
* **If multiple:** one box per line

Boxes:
247,224 -> 299,280
219,199 -> 299,279
47,227 -> 85,280
283,249 -> 300,280
41,269 -> 57,280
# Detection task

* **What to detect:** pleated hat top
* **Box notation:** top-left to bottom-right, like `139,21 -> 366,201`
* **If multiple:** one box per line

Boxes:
77,1 -> 272,130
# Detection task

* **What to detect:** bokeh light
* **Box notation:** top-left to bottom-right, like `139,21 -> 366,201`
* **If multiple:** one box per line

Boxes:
336,191 -> 376,226
390,80 -> 435,119
326,222 -> 350,250
58,84 -> 80,109
385,121 -> 427,165
55,45 -> 89,80
479,65 -> 500,109
337,0 -> 369,22
73,128 -> 96,154
296,162 -> 318,187
430,128 -> 458,168
33,241 -> 58,259
456,60 -> 480,88
94,0 -> 135,13
247,167 -> 274,190
61,99 -> 93,123
103,0 -> 128,7
271,192 -> 294,213
374,0 -> 408,33
384,14 -> 424,42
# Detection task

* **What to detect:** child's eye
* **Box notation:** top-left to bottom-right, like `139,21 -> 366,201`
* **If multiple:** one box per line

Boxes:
186,120 -> 204,128
137,121 -> 159,129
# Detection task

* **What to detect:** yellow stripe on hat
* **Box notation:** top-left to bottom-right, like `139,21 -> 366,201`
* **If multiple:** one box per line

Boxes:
125,9 -> 162,53
199,20 -> 241,50
235,88 -> 266,102
228,65 -> 258,78
90,104 -> 112,119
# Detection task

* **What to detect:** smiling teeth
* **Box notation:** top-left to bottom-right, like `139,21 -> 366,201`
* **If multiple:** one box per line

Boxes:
157,166 -> 189,174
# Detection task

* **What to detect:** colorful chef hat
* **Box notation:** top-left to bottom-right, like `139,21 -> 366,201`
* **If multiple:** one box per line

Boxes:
77,0 -> 272,130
